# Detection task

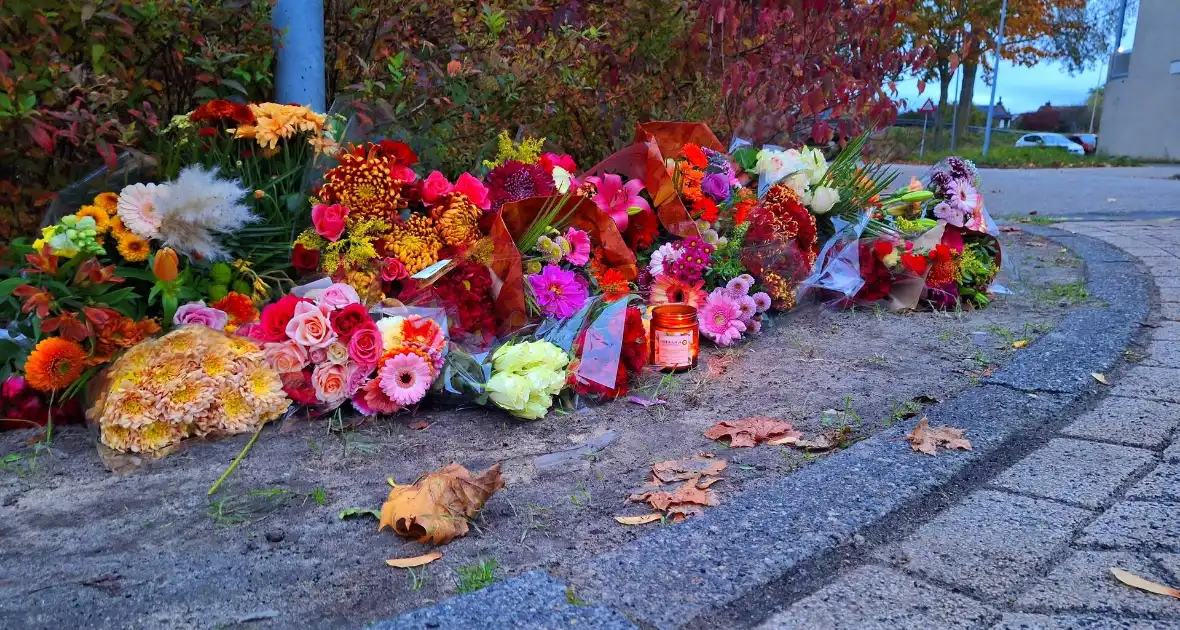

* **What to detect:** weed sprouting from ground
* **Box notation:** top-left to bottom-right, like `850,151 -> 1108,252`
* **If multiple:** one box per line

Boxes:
206,488 -> 296,526
565,587 -> 588,606
407,567 -> 428,592
569,480 -> 593,508
1040,281 -> 1089,304
455,558 -> 498,594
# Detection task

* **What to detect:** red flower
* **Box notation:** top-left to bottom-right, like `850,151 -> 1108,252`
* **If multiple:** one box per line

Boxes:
872,239 -> 895,260
695,196 -> 720,223
14,285 -> 52,318
900,252 -> 928,275
330,303 -> 370,340
622,209 -> 660,251
198,127 -> 218,138
74,258 -> 122,286
855,242 -> 893,303
24,244 -> 59,275
190,100 -> 256,126
683,144 -> 707,168
381,257 -> 408,282
599,268 -> 631,303
733,197 -> 757,225
40,311 -> 90,342
538,152 -> 576,174
376,140 -> 417,166
259,295 -> 309,342
292,243 -> 321,275
281,371 -> 319,405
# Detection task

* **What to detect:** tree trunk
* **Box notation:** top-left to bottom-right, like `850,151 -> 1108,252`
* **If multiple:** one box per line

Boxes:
933,66 -> 951,150
953,60 -> 978,148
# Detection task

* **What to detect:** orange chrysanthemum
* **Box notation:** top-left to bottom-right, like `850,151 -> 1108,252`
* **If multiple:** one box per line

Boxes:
25,337 -> 87,392
383,213 -> 442,274
431,192 -> 482,248
116,232 -> 151,262
212,292 -> 259,326
318,144 -> 406,221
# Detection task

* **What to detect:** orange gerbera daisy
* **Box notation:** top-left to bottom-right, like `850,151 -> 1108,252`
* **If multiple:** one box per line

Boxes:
116,232 -> 151,262
25,337 -> 87,392
76,205 -> 111,234
649,274 -> 707,309
598,268 -> 631,303
212,292 -> 259,326
94,192 -> 120,213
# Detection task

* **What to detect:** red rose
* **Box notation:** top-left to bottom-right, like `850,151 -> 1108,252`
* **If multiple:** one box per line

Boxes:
330,303 -> 370,340
377,140 -> 418,166
311,203 -> 350,242
381,257 -> 407,281
292,243 -> 321,275
872,239 -> 895,260
281,371 -> 319,405
259,295 -> 308,342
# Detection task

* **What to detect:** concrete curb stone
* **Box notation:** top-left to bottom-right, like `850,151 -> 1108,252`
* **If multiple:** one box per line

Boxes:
376,227 -> 1152,629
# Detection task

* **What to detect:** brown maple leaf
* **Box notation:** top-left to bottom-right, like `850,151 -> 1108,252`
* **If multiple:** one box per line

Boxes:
378,462 -> 504,545
629,475 -> 719,512
650,457 -> 727,484
905,417 -> 972,456
704,416 -> 802,447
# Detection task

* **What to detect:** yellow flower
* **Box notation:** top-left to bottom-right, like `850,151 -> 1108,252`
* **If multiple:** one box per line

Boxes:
432,193 -> 482,248
116,232 -> 151,262
94,192 -> 120,212
384,213 -> 442,274
76,205 -> 111,234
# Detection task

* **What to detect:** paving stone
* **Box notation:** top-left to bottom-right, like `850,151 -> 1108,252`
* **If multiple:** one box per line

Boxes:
1151,321 -> 1180,341
992,613 -> 1180,629
875,490 -> 1092,600
1078,502 -> 1180,551
1060,396 -> 1180,449
1126,465 -> 1180,503
1156,554 -> 1180,585
1154,276 -> 1180,289
1142,259 -> 1180,277
1167,441 -> 1180,463
989,439 -> 1156,509
1158,288 -> 1180,303
1015,551 -> 1180,617
1110,367 -> 1180,403
1159,303 -> 1180,321
1139,339 -> 1180,369
756,565 -> 992,630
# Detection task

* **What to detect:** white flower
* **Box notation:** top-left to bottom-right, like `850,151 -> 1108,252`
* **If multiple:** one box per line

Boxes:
805,186 -> 840,215
784,172 -> 810,199
754,148 -> 805,187
117,182 -> 163,239
151,166 -> 257,260
552,166 -> 574,194
648,242 -> 683,276
800,146 -> 829,185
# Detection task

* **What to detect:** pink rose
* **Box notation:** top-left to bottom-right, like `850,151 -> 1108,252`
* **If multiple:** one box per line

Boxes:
421,171 -> 453,204
347,322 -> 383,369
263,341 -> 309,373
311,203 -> 350,242
286,301 -> 337,349
381,257 -> 408,282
346,363 -> 369,396
317,282 -> 361,310
235,322 -> 267,341
174,301 -> 229,330
311,361 -> 355,405
390,164 -> 417,183
454,173 -> 491,210
309,347 -> 328,364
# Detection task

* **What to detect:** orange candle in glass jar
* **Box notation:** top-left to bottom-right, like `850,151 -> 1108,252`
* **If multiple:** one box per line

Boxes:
649,304 -> 699,372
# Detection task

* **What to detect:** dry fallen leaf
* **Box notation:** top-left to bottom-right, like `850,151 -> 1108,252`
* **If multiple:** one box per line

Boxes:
408,420 -> 432,430
386,552 -> 442,568
697,477 -> 724,489
905,417 -> 972,456
766,434 -> 800,446
1012,339 -> 1030,349
704,416 -> 803,448
379,462 -> 505,545
1092,372 -> 1111,386
794,435 -> 836,451
629,475 -> 719,512
1111,568 -> 1180,599
613,514 -> 663,526
650,457 -> 727,484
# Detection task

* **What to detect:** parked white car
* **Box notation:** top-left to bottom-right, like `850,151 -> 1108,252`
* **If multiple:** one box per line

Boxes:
1014,133 -> 1086,155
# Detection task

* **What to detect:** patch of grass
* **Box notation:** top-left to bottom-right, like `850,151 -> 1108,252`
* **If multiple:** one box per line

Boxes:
1016,216 -> 1064,225
455,558 -> 498,594
407,567 -> 428,592
884,399 -> 922,427
938,329 -> 956,342
309,487 -> 327,506
885,127 -> 1145,169
206,487 -> 295,526
566,587 -> 588,607
569,480 -> 593,508
340,431 -> 379,457
0,453 -> 31,477
986,325 -> 1016,346
1040,281 -> 1090,304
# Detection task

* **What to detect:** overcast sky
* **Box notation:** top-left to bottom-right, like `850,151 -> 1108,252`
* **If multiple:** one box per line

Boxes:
893,11 -> 1136,115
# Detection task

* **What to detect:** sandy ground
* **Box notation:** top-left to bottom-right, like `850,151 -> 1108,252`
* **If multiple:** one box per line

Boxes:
0,231 -> 1084,629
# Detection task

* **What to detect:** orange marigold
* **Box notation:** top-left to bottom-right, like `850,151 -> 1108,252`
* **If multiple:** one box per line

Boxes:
212,292 -> 259,326
318,144 -> 406,221
94,192 -> 120,212
25,337 -> 87,392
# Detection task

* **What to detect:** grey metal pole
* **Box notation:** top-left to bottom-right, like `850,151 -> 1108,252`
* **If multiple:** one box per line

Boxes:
982,0 -> 1009,157
1113,0 -> 1129,51
950,67 -> 962,151
273,0 -> 326,112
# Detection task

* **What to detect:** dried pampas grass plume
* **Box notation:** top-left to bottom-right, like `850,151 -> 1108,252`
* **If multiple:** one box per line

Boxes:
153,166 -> 256,260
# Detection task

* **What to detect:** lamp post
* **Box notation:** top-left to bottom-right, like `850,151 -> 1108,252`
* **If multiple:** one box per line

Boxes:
273,0 -> 326,112
981,0 -> 1009,157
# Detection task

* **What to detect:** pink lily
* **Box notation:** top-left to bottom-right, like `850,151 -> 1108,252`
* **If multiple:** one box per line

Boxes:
585,173 -> 650,232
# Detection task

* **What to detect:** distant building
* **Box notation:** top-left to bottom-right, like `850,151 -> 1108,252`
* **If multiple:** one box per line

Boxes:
1100,0 -> 1180,159
976,99 -> 1012,128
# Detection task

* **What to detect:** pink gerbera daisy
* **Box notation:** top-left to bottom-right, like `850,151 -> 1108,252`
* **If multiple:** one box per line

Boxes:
378,352 -> 433,406
564,227 -> 591,266
649,274 -> 707,309
352,377 -> 401,416
698,290 -> 747,346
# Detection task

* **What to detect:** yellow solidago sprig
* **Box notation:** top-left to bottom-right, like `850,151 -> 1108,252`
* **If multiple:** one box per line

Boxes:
482,129 -> 546,170
295,215 -> 389,276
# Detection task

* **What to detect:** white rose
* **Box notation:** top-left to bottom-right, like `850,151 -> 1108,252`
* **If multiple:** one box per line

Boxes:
785,173 -> 810,198
801,147 -> 829,185
806,186 -> 840,215
755,149 -> 805,187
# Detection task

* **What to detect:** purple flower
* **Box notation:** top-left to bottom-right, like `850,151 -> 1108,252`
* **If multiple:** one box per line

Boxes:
174,301 -> 229,330
527,264 -> 589,319
701,173 -> 732,203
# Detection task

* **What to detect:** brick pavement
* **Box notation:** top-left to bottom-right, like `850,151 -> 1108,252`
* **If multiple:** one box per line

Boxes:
759,220 -> 1180,630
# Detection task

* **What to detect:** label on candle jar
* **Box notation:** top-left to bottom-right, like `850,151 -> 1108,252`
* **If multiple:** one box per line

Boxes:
654,330 -> 694,368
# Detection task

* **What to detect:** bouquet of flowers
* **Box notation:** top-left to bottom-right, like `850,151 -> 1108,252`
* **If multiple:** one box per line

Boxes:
484,339 -> 570,420
350,306 -> 449,418
88,325 -> 289,455
566,298 -> 648,400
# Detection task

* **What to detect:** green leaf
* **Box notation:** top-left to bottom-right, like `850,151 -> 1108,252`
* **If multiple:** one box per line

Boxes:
338,507 -> 380,520
91,43 -> 107,72
92,286 -> 137,306
0,277 -> 24,297
0,339 -> 21,360
193,87 -> 218,101
115,267 -> 156,282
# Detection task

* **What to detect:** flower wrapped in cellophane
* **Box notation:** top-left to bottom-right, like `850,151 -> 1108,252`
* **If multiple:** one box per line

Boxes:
88,325 -> 289,456
566,297 -> 648,400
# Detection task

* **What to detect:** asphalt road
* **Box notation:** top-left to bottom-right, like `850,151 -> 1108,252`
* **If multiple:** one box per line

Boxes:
891,164 -> 1180,221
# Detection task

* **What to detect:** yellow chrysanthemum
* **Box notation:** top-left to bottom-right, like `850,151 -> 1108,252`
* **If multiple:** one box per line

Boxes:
76,205 -> 111,235
94,192 -> 120,212
202,353 -> 237,379
384,213 -> 442,274
432,193 -> 482,248
116,232 -> 151,262
226,336 -> 262,359
103,388 -> 158,429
